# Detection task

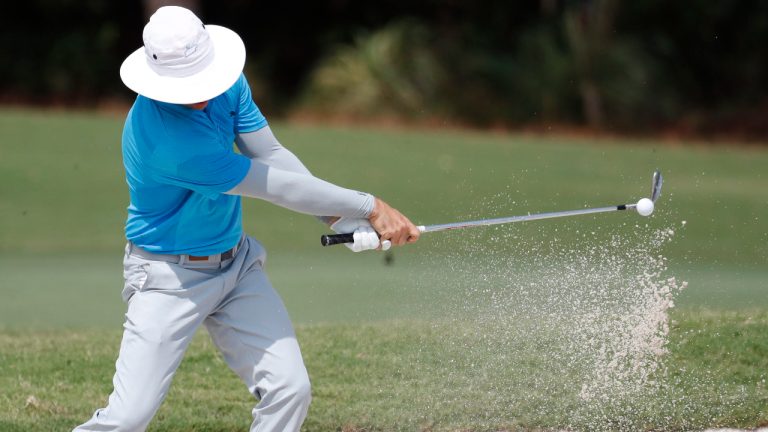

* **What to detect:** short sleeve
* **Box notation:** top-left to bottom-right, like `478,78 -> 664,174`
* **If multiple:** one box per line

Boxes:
150,148 -> 251,199
235,75 -> 268,133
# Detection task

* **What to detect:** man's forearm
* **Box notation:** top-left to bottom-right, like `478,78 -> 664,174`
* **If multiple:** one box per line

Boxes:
226,159 -> 374,218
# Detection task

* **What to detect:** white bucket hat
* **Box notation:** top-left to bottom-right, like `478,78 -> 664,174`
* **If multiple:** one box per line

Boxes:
120,6 -> 245,104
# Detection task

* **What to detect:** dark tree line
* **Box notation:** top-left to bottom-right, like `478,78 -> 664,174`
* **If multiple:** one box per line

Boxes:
3,0 -> 767,136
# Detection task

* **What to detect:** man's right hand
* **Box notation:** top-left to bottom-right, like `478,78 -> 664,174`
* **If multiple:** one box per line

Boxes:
368,198 -> 421,247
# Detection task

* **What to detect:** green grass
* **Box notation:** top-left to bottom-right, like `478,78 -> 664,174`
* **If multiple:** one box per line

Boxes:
1,311 -> 767,431
1,108 -> 767,430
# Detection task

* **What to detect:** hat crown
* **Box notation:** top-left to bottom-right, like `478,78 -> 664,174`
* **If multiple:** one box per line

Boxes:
142,6 -> 214,77
119,5 -> 247,104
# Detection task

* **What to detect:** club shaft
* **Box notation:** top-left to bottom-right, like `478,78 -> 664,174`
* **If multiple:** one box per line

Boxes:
418,204 -> 633,233
321,170 -> 660,247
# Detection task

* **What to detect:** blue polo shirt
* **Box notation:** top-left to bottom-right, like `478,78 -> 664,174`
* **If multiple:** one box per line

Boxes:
122,74 -> 267,255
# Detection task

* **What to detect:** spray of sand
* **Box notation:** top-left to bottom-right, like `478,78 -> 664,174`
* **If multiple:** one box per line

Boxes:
405,220 -> 689,429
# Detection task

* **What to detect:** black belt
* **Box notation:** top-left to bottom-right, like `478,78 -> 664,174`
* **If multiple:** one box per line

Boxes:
188,246 -> 236,262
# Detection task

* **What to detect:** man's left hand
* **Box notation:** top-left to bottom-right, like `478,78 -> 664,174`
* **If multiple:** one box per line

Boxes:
330,218 -> 391,252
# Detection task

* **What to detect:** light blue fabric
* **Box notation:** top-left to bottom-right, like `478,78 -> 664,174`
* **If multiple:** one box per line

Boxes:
122,74 -> 267,255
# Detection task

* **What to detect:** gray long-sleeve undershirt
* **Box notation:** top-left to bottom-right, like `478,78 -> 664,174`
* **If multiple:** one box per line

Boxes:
226,126 -> 374,219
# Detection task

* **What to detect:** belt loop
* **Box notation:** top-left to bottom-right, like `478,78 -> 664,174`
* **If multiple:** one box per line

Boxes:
178,254 -> 187,266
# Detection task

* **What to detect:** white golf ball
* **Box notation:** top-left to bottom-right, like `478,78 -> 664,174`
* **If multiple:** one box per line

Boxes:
636,198 -> 654,216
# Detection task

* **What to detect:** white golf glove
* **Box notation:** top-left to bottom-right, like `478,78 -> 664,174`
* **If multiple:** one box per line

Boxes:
330,217 -> 391,252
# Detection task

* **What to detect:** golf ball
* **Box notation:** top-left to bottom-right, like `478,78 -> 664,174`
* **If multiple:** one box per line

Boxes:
636,198 -> 654,216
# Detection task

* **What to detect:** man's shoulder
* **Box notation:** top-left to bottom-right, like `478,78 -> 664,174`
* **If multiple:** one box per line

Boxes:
125,96 -> 163,128
231,73 -> 248,93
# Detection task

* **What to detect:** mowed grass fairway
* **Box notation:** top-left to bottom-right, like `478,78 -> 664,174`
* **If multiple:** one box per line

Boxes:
1,108 -> 767,430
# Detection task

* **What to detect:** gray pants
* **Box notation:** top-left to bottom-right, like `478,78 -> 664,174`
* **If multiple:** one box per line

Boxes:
73,236 -> 311,432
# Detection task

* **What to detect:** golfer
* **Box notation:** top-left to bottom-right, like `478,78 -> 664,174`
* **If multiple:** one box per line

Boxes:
73,6 -> 419,431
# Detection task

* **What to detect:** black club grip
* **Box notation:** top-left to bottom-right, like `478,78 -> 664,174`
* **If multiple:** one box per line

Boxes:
320,233 -> 354,246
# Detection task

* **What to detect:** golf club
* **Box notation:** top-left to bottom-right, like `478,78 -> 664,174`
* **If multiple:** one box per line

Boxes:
321,170 -> 663,247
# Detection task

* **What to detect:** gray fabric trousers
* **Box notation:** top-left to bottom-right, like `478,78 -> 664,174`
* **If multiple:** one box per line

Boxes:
73,236 -> 311,432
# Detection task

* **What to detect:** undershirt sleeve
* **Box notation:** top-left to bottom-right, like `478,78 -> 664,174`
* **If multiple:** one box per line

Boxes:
226,159 -> 375,218
235,126 -> 367,222
232,87 -> 374,219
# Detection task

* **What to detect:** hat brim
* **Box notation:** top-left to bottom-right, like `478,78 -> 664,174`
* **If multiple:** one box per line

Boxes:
120,25 -> 245,104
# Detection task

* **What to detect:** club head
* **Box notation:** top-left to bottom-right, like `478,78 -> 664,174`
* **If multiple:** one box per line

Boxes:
651,170 -> 663,202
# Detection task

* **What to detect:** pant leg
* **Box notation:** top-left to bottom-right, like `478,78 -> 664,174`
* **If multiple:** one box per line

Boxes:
205,237 -> 311,432
74,255 -> 223,432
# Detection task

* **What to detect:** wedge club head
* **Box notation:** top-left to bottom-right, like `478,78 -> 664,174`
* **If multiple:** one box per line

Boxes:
651,170 -> 663,203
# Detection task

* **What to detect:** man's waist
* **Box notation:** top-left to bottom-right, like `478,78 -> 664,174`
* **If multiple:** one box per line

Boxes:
127,236 -> 245,265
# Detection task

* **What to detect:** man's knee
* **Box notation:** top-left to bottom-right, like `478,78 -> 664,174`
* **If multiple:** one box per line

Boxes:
288,369 -> 312,406
261,363 -> 311,408
279,364 -> 312,407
